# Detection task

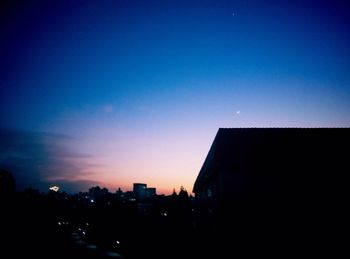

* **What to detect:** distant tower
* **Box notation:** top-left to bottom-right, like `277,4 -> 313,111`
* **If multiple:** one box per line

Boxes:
172,188 -> 177,197
115,187 -> 123,198
133,183 -> 147,200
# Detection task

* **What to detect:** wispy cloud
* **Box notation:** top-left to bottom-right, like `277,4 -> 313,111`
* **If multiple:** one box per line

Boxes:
138,105 -> 155,114
103,105 -> 114,113
0,128 -> 101,192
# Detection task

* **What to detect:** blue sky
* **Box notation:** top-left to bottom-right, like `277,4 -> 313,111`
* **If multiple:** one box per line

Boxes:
1,0 -> 350,193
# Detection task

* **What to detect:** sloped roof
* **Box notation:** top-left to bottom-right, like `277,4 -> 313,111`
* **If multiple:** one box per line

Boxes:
193,128 -> 350,193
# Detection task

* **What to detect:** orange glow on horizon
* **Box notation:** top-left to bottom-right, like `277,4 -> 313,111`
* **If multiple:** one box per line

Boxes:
60,127 -> 213,195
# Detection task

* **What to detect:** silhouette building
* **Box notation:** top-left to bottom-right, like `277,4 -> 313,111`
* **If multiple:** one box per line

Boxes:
133,183 -> 147,200
193,128 -> 349,204
192,128 -> 349,254
133,183 -> 157,200
146,187 -> 156,198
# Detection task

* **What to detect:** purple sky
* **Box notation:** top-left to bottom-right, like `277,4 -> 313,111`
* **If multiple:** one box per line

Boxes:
1,0 -> 350,194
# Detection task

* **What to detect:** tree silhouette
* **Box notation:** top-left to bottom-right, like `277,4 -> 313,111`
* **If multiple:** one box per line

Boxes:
0,169 -> 15,196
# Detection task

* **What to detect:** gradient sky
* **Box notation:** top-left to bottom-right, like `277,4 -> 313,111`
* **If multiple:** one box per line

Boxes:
1,0 -> 350,194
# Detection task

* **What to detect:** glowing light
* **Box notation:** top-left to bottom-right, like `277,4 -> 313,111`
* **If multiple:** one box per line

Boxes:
58,221 -> 61,225
90,199 -> 94,203
49,186 -> 59,192
116,240 -> 120,245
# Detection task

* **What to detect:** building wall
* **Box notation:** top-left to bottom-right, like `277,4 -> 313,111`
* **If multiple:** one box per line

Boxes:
133,183 -> 147,200
146,188 -> 156,198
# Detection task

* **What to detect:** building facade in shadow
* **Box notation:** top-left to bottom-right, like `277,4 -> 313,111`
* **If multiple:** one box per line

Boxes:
193,128 -> 349,256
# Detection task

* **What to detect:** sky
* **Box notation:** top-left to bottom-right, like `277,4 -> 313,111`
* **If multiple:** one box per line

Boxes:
1,0 -> 350,194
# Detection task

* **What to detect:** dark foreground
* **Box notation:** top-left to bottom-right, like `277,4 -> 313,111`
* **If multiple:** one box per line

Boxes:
1,188 -> 346,259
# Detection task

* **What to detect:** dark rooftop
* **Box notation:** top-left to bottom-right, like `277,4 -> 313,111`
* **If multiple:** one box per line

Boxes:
193,127 -> 350,193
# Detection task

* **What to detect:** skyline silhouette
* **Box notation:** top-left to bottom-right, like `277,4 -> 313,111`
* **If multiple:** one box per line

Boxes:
1,1 -> 349,257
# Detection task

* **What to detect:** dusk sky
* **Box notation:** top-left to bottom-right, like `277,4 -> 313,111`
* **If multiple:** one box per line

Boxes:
1,0 -> 350,194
